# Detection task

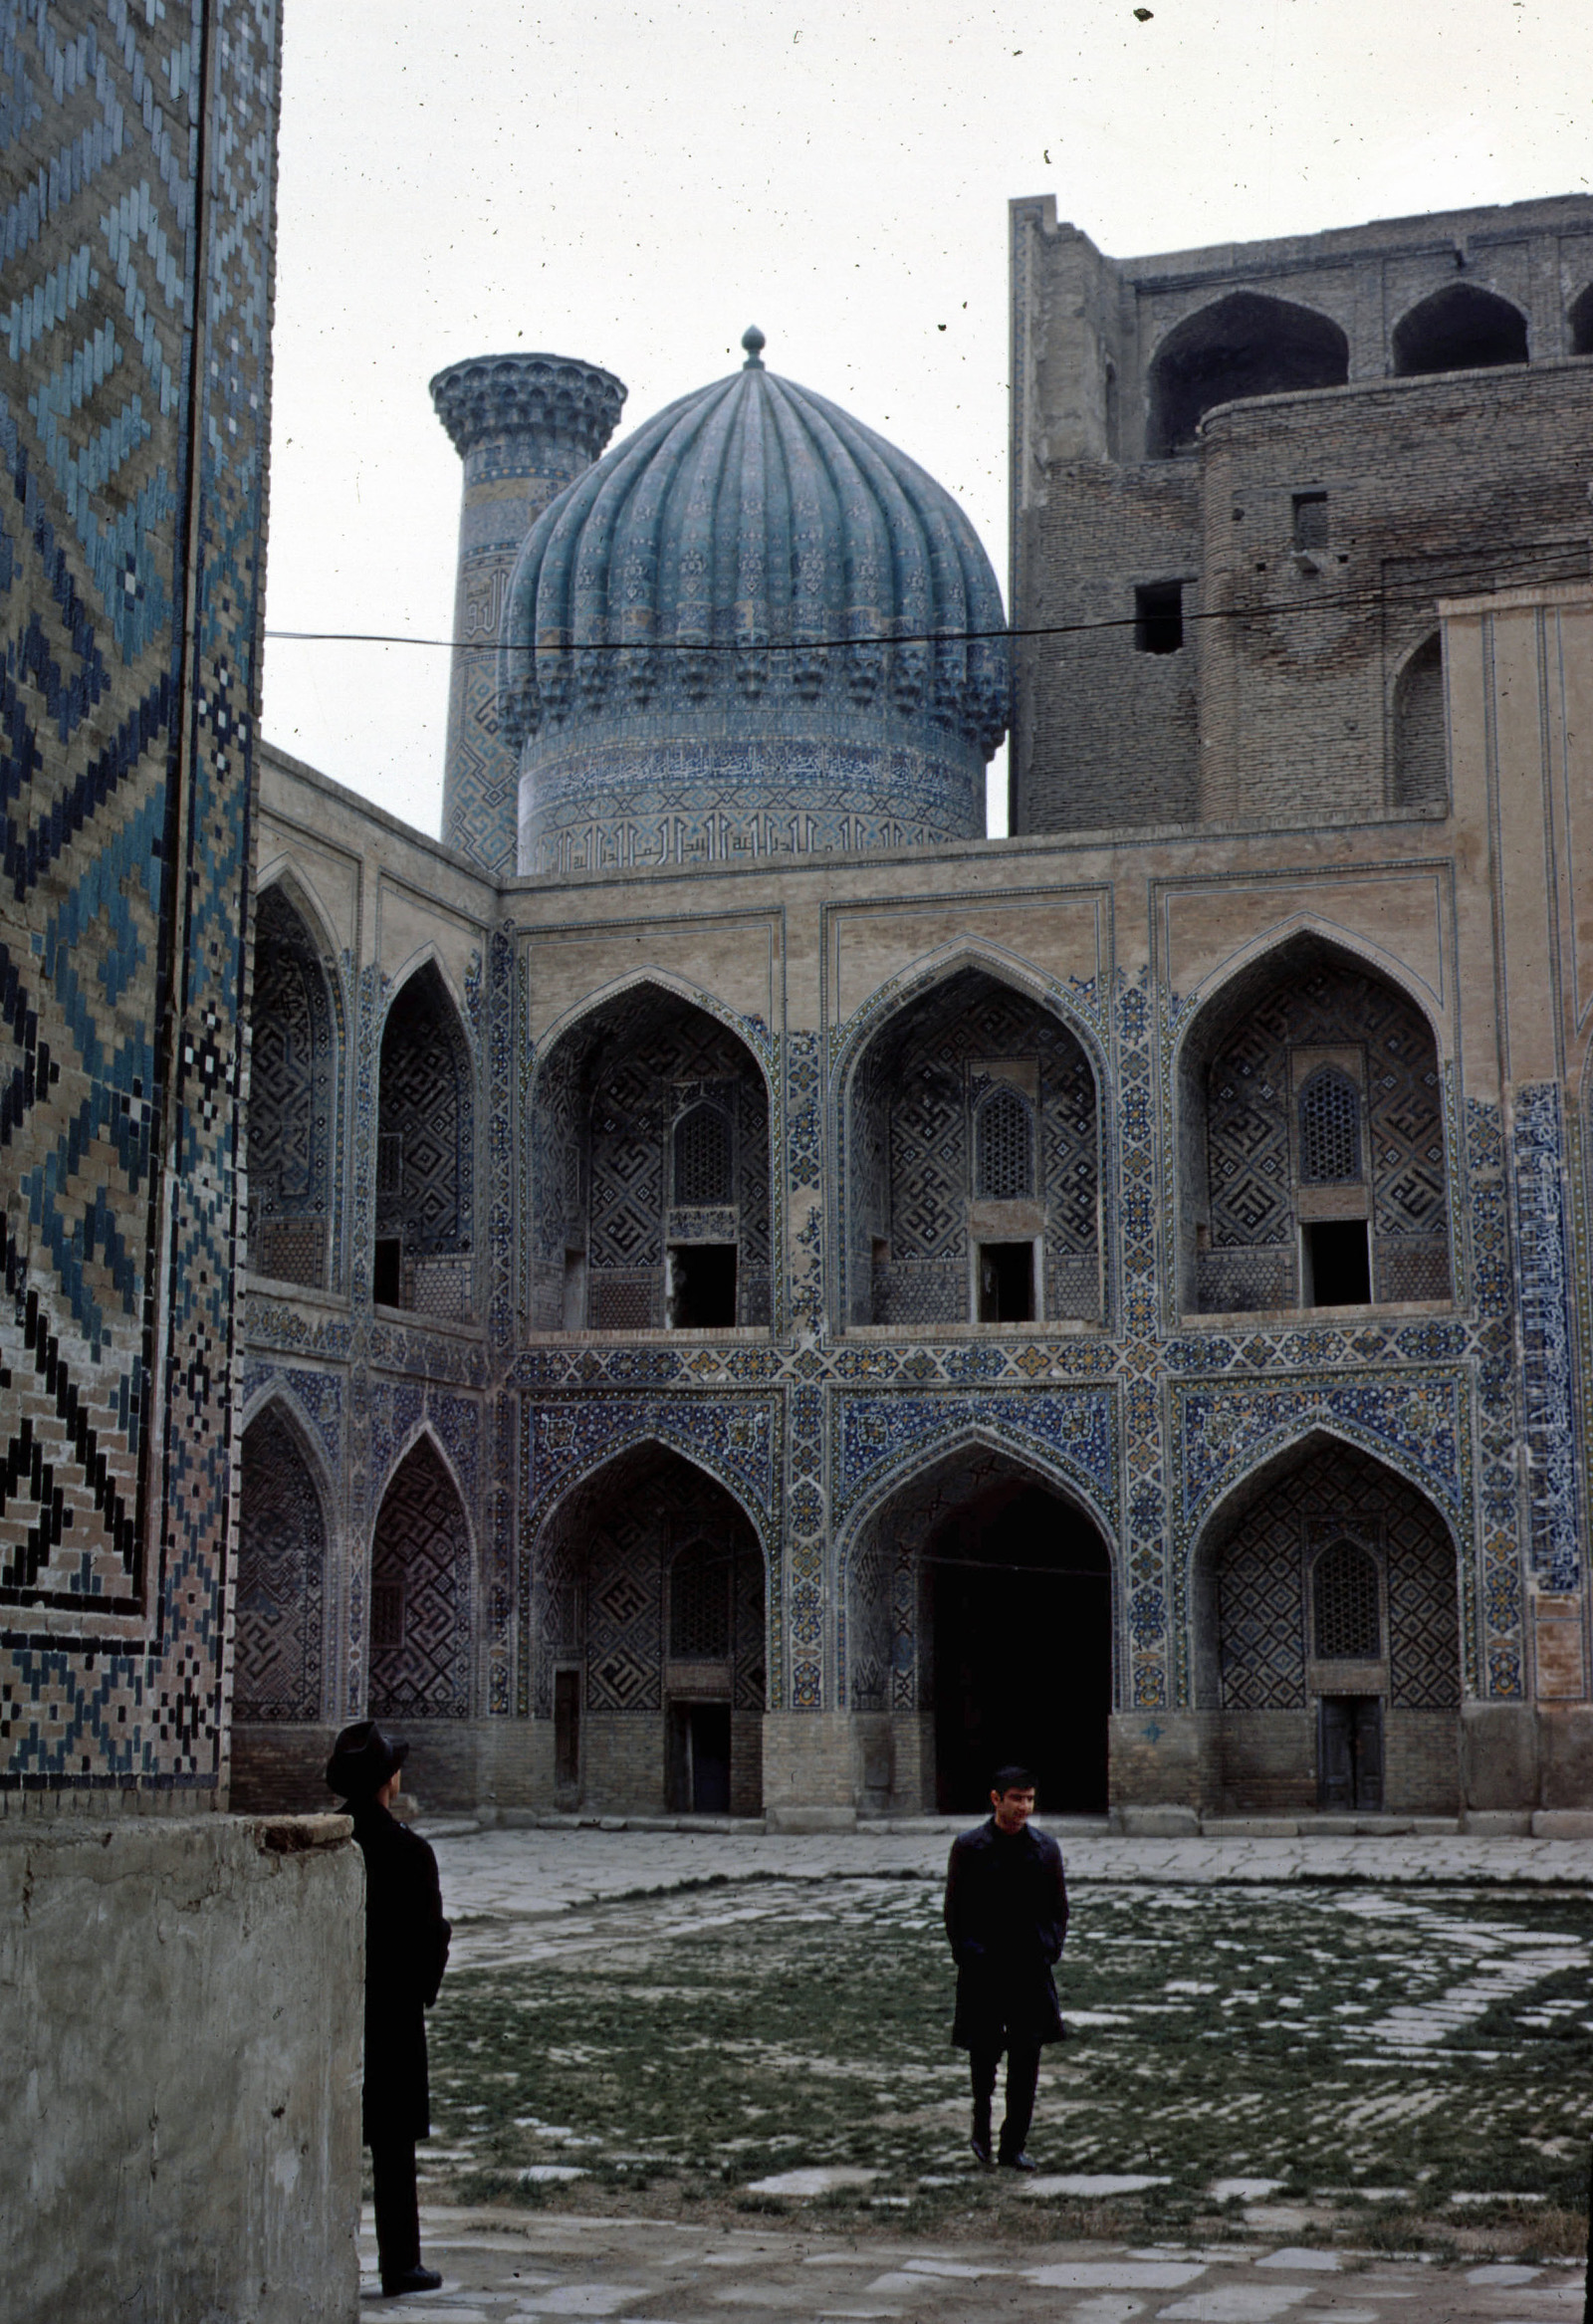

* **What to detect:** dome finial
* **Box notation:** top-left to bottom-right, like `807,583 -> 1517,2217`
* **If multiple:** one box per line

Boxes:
741,325 -> 766,370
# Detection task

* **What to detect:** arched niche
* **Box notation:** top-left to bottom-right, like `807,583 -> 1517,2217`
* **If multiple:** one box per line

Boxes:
1191,1434 -> 1461,1815
234,1399 -> 328,1725
1391,632 -> 1447,813
529,1441 -> 766,1814
531,982 -> 772,1332
844,964 -> 1100,1328
1146,292 -> 1349,459
845,1440 -> 1114,1814
1391,284 -> 1528,377
375,961 -> 474,1319
1177,931 -> 1451,1317
369,1435 -> 473,1723
248,883 -> 338,1287
1569,284 -> 1593,356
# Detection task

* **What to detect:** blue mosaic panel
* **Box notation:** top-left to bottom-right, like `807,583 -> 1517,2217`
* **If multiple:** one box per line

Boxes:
1511,1082 -> 1581,1590
2,0 -> 280,1792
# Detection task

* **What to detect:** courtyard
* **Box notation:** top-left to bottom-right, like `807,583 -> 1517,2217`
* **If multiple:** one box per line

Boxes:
353,1826 -> 1591,2314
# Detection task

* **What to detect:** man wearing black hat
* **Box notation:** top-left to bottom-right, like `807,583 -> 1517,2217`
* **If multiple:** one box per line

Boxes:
327,1722 -> 452,2298
943,1764 -> 1068,2171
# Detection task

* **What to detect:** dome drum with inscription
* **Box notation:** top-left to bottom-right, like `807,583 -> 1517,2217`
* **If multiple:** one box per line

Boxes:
499,329 -> 1009,879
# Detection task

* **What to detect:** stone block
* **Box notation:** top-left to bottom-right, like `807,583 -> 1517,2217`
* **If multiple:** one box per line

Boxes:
1460,1701 -> 1540,1809
1462,1808 -> 1534,1836
2,1814 -> 361,2324
1537,1707 -> 1593,1808
1530,1809 -> 1593,1839
1200,1817 -> 1300,1837
1115,1805 -> 1202,1837
766,1805 -> 859,1834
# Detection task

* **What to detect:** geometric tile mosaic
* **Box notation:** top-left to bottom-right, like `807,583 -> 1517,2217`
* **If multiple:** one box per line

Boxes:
234,1403 -> 326,1722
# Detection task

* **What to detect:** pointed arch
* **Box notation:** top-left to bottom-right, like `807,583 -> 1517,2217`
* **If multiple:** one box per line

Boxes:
255,856 -> 345,974
1569,283 -> 1593,357
379,942 -> 475,1046
835,946 -> 1106,1330
1391,283 -> 1528,377
1390,630 -> 1448,813
247,878 -> 341,1288
235,1397 -> 330,1724
1147,291 -> 1349,458
528,1427 -> 772,1560
836,1420 -> 1118,1581
529,974 -> 774,1334
1174,924 -> 1452,1316
375,957 -> 475,1315
368,1429 -> 474,1721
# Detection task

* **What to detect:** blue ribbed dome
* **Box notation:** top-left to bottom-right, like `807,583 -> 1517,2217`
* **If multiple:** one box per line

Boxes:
499,339 -> 1008,879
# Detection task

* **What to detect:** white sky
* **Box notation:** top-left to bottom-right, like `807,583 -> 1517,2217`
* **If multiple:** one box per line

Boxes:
261,0 -> 1593,841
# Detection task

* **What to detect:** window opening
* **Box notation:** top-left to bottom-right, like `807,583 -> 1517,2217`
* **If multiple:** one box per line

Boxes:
975,1084 -> 1035,1200
1317,1695 -> 1383,1811
1135,581 -> 1185,654
670,1538 -> 732,1660
1301,1219 -> 1370,1306
371,1578 -> 403,1649
673,1103 -> 733,1206
668,1702 -> 732,1813
668,1244 -> 737,1328
1298,1065 -> 1362,1182
1314,1538 -> 1382,1658
1292,493 -> 1328,551
372,1238 -> 402,1307
979,1242 -> 1035,1323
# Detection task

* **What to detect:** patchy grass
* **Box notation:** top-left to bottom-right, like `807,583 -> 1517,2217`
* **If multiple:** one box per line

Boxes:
423,1876 -> 1591,2248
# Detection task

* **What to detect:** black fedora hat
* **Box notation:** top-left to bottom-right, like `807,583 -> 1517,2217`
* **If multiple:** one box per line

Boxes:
326,1720 -> 408,1799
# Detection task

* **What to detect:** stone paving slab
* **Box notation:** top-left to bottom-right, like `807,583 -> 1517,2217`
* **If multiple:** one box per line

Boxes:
419,1827 -> 1593,1932
355,2209 -> 1586,2322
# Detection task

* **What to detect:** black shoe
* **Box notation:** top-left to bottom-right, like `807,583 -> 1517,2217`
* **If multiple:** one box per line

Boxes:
971,2127 -> 994,2166
381,2265 -> 443,2296
999,2150 -> 1037,2172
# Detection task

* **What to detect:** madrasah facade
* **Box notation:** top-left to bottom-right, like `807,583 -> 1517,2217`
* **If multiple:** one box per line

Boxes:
229,195 -> 1593,1829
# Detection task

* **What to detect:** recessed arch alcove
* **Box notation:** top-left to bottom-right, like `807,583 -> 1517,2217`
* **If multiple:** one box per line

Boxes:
1391,284 -> 1528,376
1191,1432 -> 1462,1814
247,880 -> 339,1287
375,961 -> 474,1318
529,1440 -> 767,1814
229,1397 -> 332,1812
1146,292 -> 1349,458
842,963 -> 1102,1328
845,1441 -> 1114,1815
1570,284 -> 1593,356
1176,930 -> 1451,1316
531,979 -> 773,1332
1390,632 -> 1448,813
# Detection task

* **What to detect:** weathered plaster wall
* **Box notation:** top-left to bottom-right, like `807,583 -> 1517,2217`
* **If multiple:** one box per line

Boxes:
0,1814 -> 362,2324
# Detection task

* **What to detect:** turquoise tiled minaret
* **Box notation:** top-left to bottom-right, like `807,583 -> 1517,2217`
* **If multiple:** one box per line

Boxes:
431,353 -> 626,872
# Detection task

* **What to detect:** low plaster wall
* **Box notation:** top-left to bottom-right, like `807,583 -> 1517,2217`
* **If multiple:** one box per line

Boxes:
1,1813 -> 363,2324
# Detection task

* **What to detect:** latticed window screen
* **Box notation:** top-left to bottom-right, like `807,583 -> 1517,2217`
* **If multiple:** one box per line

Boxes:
673,1103 -> 733,1205
1298,1065 -> 1362,1183
975,1084 -> 1035,1200
670,1538 -> 731,1659
1313,1538 -> 1381,1658
370,1579 -> 404,1649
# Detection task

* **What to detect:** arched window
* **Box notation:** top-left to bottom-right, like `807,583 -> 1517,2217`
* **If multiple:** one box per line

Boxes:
670,1537 -> 731,1660
1391,285 -> 1527,376
673,1102 -> 733,1206
1570,284 -> 1593,357
1147,292 -> 1349,458
248,885 -> 335,1286
375,963 -> 473,1315
975,1084 -> 1035,1200
1297,1066 -> 1362,1184
1313,1538 -> 1381,1660
1392,634 -> 1446,812
369,1438 -> 472,1719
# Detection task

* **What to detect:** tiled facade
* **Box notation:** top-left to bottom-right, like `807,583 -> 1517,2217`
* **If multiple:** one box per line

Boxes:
2,0 -> 280,1808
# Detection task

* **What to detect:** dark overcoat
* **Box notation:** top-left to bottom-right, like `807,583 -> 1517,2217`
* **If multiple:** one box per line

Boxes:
943,1816 -> 1068,2051
348,1797 -> 452,2143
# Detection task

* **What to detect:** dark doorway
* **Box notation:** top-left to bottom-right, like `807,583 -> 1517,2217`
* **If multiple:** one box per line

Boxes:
670,1244 -> 738,1328
1318,1695 -> 1383,1810
1302,1219 -> 1371,1305
668,1702 -> 732,1811
555,1669 -> 580,1798
929,1481 -> 1111,1814
978,1242 -> 1035,1322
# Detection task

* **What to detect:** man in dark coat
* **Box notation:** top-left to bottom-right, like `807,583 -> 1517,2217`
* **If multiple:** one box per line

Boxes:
943,1763 -> 1068,2170
327,1721 -> 452,2298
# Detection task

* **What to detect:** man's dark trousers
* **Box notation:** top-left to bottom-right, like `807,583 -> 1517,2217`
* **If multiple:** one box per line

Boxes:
369,2138 -> 421,2280
970,2039 -> 1041,2163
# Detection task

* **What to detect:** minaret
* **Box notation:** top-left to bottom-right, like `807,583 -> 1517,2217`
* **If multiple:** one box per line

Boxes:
430,352 -> 626,873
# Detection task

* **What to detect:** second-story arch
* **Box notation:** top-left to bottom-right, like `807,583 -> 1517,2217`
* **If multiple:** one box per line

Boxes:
375,960 -> 475,1319
1178,930 -> 1451,1315
531,979 -> 772,1332
368,1432 -> 474,1728
1570,284 -> 1593,356
1391,632 -> 1448,813
1391,283 -> 1528,377
247,880 -> 339,1287
1146,292 -> 1349,459
843,962 -> 1101,1327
